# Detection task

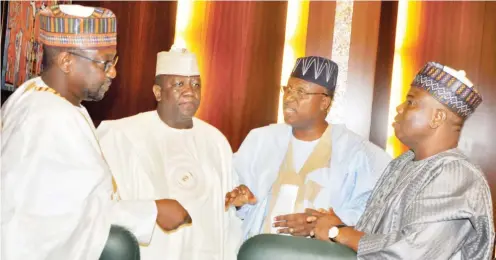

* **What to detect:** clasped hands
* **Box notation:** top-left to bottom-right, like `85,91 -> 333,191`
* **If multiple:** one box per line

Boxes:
273,208 -> 345,239
225,185 -> 344,240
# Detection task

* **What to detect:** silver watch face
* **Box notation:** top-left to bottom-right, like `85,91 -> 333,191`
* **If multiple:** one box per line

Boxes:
328,226 -> 339,238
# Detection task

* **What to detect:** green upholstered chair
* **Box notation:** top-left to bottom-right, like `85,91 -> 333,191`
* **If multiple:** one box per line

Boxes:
238,234 -> 357,260
99,225 -> 140,260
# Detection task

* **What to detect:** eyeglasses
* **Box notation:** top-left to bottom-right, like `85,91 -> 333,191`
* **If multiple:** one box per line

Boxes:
69,52 -> 119,73
281,85 -> 329,99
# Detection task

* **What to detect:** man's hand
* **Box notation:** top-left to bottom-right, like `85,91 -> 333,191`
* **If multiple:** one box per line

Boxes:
155,199 -> 192,231
308,208 -> 344,241
273,209 -> 325,236
224,185 -> 257,211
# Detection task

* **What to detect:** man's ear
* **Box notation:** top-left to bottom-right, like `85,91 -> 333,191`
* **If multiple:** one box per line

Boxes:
57,52 -> 73,74
429,108 -> 447,129
321,96 -> 332,112
153,85 -> 162,102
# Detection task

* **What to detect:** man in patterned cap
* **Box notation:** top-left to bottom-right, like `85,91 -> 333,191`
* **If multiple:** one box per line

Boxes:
2,5 -> 190,260
225,56 -> 391,240
96,46 -> 242,260
310,61 -> 495,259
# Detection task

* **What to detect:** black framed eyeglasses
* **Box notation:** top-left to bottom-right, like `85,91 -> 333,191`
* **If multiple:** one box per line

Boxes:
281,85 -> 329,99
69,52 -> 119,73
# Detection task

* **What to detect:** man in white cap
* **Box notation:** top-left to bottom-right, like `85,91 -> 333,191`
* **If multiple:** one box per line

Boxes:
96,46 -> 242,260
2,5 -> 191,260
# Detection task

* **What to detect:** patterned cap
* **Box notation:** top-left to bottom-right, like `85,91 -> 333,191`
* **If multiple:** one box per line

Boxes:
37,5 -> 117,48
290,56 -> 338,92
411,61 -> 483,118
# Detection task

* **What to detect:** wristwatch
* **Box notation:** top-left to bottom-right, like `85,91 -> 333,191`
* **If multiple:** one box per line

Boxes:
328,224 -> 347,242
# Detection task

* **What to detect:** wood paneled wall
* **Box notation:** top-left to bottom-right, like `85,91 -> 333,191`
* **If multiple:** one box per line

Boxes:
370,1 -> 398,149
305,1 -> 336,59
75,1 -> 177,126
344,1 -> 382,139
189,1 -> 288,151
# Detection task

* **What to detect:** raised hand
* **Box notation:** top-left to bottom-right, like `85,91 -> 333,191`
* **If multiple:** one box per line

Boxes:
224,184 -> 257,211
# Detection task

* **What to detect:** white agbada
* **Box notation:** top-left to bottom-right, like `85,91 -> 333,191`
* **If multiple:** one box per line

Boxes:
95,47 -> 242,260
1,77 -> 157,260
97,112 -> 242,260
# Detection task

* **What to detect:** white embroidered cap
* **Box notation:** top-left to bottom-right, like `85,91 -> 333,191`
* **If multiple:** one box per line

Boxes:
155,46 -> 200,77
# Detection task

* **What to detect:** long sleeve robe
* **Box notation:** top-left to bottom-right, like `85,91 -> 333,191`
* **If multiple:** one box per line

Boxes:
1,77 -> 157,260
233,123 -> 392,240
356,149 -> 495,260
96,111 -> 243,260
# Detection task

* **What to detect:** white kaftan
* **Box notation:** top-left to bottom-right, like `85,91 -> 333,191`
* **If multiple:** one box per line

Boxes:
1,77 -> 157,260
97,111 -> 242,260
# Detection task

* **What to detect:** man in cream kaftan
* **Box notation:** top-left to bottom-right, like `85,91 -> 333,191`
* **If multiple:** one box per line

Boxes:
2,77 -> 157,259
1,5 -> 159,260
97,47 -> 242,260
226,56 -> 391,240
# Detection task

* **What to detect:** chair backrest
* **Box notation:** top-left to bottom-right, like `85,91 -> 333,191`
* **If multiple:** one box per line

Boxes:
100,225 -> 140,260
238,234 -> 357,260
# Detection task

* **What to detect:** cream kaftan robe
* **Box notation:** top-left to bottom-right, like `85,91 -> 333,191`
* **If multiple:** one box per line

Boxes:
97,111 -> 242,260
1,77 -> 157,260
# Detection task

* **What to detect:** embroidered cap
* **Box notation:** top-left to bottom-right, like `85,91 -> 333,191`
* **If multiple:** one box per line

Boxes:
290,56 -> 338,92
411,61 -> 483,118
156,46 -> 200,77
37,5 -> 117,48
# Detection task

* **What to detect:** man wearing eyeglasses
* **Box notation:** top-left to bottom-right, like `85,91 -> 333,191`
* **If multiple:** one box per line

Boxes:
225,56 -> 391,240
1,5 -> 190,260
